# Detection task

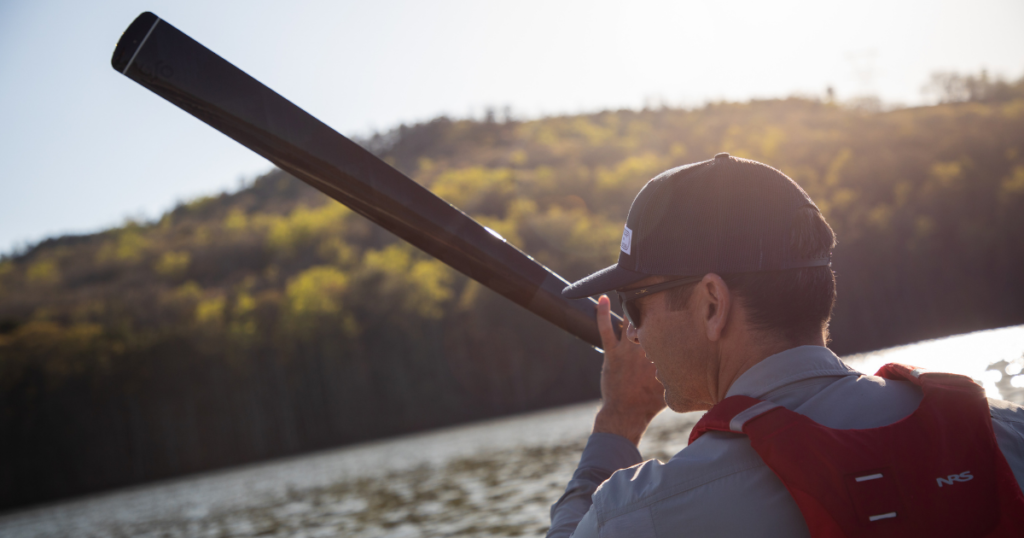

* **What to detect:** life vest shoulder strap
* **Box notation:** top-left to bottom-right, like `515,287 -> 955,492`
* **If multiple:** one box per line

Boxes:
874,362 -> 987,396
689,363 -> 985,445
873,362 -> 927,384
688,396 -> 785,444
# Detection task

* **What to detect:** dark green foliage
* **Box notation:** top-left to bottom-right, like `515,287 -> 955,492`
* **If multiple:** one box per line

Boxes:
2,84 -> 1024,509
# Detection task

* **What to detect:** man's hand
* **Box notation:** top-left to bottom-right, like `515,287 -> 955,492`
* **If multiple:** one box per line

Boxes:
592,295 -> 666,446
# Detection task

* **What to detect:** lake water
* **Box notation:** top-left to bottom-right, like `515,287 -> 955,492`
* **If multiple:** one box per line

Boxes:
3,325 -> 1023,537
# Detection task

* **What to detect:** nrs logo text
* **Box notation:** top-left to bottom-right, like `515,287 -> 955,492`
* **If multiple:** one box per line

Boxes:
936,471 -> 973,487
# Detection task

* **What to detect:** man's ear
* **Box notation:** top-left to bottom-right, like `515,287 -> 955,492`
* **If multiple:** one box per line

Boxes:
699,273 -> 731,342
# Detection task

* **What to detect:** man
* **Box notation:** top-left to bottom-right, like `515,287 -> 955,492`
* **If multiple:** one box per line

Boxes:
547,153 -> 1024,537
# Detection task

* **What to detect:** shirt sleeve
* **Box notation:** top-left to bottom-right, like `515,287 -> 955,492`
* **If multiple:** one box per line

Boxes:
547,433 -> 643,538
990,398 -> 1024,493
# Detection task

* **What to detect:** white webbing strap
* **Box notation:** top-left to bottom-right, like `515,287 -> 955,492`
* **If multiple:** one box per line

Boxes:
729,401 -> 782,433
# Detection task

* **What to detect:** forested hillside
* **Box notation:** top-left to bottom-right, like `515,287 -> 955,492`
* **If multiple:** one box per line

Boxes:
3,75 -> 1024,508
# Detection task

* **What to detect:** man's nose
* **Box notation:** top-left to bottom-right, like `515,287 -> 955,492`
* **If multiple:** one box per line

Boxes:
625,320 -> 640,344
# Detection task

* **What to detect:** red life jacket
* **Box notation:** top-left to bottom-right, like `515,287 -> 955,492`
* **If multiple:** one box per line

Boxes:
688,363 -> 1024,537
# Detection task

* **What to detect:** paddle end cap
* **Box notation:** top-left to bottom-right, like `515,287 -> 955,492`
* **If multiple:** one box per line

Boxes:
111,12 -> 159,73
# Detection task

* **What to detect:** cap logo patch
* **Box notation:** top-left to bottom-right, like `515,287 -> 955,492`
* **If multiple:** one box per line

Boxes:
620,226 -> 633,255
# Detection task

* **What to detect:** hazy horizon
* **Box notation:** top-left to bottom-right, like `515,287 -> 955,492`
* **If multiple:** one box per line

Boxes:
2,0 -> 1023,256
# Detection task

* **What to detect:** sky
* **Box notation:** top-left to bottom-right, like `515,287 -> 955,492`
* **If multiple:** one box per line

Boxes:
1,0 -> 1023,256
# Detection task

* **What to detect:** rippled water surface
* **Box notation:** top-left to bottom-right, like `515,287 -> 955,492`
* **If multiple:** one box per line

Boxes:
3,325 -> 1023,537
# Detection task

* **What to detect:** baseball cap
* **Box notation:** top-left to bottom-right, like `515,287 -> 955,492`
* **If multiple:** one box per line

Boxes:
561,153 -> 831,299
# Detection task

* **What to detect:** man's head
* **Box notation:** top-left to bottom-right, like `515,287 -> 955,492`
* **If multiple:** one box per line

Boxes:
562,153 -> 836,411
664,205 -> 837,343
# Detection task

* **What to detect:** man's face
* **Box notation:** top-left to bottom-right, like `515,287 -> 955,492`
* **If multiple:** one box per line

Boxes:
623,276 -> 717,413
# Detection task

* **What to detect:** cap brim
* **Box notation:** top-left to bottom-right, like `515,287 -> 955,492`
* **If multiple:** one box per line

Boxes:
561,264 -> 649,299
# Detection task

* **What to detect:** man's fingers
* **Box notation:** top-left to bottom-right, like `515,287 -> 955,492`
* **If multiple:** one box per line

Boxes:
596,295 -> 619,348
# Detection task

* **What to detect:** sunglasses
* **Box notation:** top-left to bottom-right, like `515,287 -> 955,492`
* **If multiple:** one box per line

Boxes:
617,275 -> 704,329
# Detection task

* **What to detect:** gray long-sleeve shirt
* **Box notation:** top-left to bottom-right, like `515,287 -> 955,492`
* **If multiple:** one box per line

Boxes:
548,346 -> 1024,538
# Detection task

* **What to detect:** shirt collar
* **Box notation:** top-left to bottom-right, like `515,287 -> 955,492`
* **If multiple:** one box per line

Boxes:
725,345 -> 861,400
